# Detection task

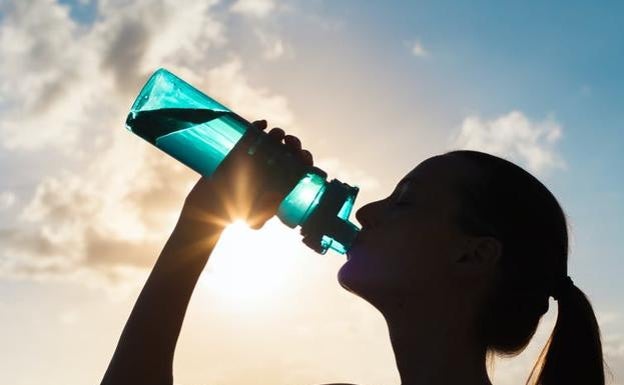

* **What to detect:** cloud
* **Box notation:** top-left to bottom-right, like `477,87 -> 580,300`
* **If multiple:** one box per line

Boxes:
204,57 -> 295,127
597,311 -> 624,384
315,157 -> 381,193
263,37 -> 285,59
0,191 -> 16,210
58,309 -> 80,325
449,110 -> 566,176
0,142 -> 191,283
255,29 -> 289,60
0,0 -> 88,150
0,0 -> 225,153
0,0 -> 297,287
230,0 -> 276,18
605,333 -> 624,359
604,333 -> 624,385
410,39 -> 429,57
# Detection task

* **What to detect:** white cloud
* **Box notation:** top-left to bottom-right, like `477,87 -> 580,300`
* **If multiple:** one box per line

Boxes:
315,157 -> 381,193
0,0 -> 226,153
449,110 -> 566,176
598,311 -> 621,327
264,38 -> 285,59
0,191 -> 16,210
0,0 -> 297,287
411,39 -> 429,57
255,30 -> 288,60
230,0 -> 276,18
204,57 -> 295,127
597,311 -> 624,383
605,333 -> 624,359
58,309 -> 80,325
0,0 -> 89,150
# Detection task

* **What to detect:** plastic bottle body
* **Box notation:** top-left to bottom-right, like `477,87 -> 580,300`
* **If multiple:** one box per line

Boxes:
125,69 -> 359,254
125,71 -> 248,177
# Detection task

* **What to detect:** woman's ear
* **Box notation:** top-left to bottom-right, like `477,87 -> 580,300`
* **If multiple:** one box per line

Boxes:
455,236 -> 502,274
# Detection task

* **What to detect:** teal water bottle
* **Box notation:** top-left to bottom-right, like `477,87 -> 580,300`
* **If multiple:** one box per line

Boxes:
125,68 -> 360,254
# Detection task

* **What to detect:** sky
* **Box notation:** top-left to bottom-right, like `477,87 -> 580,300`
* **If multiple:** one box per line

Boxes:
0,0 -> 623,384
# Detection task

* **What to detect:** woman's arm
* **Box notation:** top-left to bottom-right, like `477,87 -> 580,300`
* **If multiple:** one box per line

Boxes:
100,189 -> 225,385
100,120 -> 312,385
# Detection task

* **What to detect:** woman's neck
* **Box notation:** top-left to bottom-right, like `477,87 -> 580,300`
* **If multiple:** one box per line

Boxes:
382,298 -> 492,385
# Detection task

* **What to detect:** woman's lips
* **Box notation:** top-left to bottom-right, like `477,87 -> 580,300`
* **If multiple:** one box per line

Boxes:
346,231 -> 366,260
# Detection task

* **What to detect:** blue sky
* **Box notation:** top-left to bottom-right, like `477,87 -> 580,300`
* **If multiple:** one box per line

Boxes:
0,1 -> 623,384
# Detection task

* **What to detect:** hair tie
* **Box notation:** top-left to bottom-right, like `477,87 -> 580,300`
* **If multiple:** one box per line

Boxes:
551,275 -> 574,301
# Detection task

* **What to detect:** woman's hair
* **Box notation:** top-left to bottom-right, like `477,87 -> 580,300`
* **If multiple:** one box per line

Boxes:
444,150 -> 605,385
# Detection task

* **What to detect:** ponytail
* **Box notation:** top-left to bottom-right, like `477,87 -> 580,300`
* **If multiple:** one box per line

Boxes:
528,283 -> 605,385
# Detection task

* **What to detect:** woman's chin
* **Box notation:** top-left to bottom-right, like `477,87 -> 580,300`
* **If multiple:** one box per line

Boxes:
337,259 -> 378,297
337,259 -> 356,292
338,258 -> 412,306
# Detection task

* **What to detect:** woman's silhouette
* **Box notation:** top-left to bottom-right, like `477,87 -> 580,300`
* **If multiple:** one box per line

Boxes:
101,120 -> 605,385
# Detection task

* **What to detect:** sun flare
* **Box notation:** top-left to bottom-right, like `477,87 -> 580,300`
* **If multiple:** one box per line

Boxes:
198,218 -> 305,311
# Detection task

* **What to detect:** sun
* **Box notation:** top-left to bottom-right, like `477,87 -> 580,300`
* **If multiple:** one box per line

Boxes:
198,218 -> 304,311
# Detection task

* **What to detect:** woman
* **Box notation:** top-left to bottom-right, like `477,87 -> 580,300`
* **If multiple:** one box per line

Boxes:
101,120 -> 605,385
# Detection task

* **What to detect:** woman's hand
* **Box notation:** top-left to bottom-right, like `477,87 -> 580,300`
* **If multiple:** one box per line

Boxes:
177,119 -> 314,234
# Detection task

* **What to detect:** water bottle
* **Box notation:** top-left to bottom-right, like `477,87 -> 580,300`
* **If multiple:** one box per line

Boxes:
125,68 -> 360,254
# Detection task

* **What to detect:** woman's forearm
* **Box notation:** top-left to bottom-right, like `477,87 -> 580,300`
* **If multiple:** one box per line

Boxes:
101,219 -> 224,385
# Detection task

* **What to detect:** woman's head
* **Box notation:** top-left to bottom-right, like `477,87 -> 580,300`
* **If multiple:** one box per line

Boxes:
338,153 -> 497,309
338,150 -> 604,384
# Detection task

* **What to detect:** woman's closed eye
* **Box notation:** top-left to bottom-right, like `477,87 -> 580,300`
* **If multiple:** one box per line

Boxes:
389,197 -> 416,210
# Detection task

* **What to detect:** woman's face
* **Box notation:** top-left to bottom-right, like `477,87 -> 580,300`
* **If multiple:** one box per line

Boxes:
338,155 -> 476,308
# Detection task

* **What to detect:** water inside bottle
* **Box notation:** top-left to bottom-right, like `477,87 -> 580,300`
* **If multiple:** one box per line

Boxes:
126,108 -> 248,176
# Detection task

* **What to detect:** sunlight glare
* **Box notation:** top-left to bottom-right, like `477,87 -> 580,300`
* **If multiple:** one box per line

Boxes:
199,218 -> 304,312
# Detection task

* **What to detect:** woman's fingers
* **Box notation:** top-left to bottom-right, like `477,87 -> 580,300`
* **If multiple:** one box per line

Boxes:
268,127 -> 285,141
283,135 -> 313,166
300,149 -> 313,166
257,121 -> 314,166
284,135 -> 301,151
251,119 -> 268,130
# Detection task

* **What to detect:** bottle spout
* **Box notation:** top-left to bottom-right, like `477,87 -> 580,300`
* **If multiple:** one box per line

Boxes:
300,180 -> 360,255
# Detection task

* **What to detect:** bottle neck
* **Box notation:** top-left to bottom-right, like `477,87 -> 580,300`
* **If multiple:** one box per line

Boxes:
299,180 -> 360,254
